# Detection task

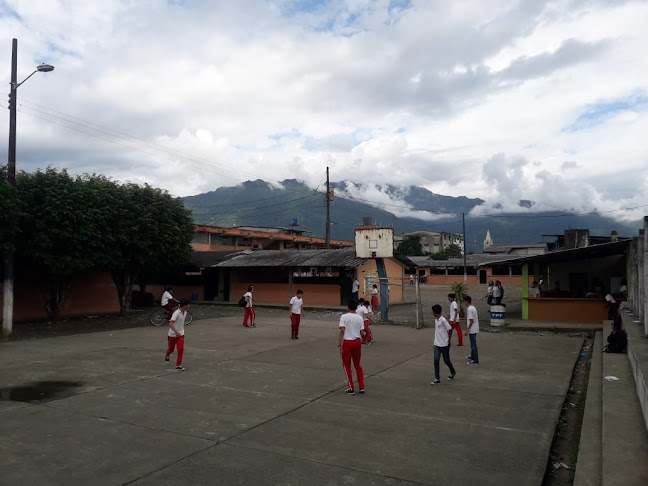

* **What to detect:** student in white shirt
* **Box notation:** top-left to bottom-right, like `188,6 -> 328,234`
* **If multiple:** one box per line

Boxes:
447,293 -> 463,347
161,286 -> 179,320
529,281 -> 540,298
358,298 -> 374,345
289,290 -> 304,339
463,296 -> 480,364
243,285 -> 256,328
431,304 -> 456,384
165,299 -> 190,371
337,300 -> 366,395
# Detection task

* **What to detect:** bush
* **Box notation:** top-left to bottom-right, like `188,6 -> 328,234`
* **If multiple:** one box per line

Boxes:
131,290 -> 155,307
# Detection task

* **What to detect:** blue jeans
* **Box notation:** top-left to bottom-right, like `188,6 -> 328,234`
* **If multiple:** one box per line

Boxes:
468,333 -> 479,363
434,345 -> 455,380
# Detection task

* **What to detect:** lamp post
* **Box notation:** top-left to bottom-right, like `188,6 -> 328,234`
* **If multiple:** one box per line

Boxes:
2,38 -> 54,336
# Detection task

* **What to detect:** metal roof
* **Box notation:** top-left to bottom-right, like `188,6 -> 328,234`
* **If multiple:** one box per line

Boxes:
215,247 -> 368,268
476,239 -> 631,267
191,250 -> 245,267
408,254 -> 512,269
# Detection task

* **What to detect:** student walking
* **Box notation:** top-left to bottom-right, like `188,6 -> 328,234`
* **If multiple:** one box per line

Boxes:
431,304 -> 456,384
463,296 -> 480,364
357,298 -> 374,345
447,293 -> 463,346
243,285 -> 256,328
370,284 -> 379,309
165,298 -> 190,371
289,290 -> 304,339
338,300 -> 365,395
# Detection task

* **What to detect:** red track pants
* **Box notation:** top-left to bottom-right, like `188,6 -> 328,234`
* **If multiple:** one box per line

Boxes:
361,320 -> 373,344
448,321 -> 463,346
243,306 -> 256,327
166,335 -> 184,366
341,338 -> 364,391
290,313 -> 301,337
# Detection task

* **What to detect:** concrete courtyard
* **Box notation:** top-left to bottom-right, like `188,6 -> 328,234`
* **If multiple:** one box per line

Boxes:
0,314 -> 584,485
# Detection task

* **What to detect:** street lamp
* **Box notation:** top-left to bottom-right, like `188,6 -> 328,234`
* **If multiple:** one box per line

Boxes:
2,38 -> 54,336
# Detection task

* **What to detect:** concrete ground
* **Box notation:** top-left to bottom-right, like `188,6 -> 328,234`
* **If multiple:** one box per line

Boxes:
0,314 -> 585,486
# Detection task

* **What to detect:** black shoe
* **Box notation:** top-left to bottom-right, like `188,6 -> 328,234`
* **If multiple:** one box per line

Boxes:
165,355 -> 170,361
294,336 -> 299,339
448,372 -> 456,380
431,379 -> 441,385
344,389 -> 355,395
359,389 -> 365,394
466,356 -> 473,360
467,360 -> 478,365
176,366 -> 185,371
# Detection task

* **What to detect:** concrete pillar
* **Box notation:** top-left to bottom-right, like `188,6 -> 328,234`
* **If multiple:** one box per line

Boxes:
644,217 -> 648,335
522,263 -> 529,320
629,238 -> 638,313
638,229 -> 645,328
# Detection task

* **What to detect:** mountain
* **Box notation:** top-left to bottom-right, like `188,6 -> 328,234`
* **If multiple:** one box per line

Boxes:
183,179 -> 642,253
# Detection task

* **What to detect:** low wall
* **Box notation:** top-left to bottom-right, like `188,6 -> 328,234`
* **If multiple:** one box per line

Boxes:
526,297 -> 608,323
626,319 -> 648,432
231,283 -> 342,306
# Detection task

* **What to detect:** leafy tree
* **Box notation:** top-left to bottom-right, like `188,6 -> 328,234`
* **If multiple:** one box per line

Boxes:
429,243 -> 463,260
0,166 -> 19,258
15,168 -> 194,318
105,183 -> 194,314
16,168 -> 117,318
396,235 -> 424,256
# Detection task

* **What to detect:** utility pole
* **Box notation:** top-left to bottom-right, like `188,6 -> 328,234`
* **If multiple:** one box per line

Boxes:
325,167 -> 331,248
3,39 -> 18,336
462,212 -> 467,285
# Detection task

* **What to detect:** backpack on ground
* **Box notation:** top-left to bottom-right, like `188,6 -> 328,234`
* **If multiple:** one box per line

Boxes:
238,296 -> 247,307
605,329 -> 628,353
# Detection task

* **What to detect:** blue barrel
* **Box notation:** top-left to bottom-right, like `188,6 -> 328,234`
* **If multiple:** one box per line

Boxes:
490,304 -> 506,326
191,293 -> 199,301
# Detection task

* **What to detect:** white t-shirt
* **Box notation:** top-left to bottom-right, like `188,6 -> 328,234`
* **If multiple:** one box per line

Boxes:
339,312 -> 364,340
492,286 -> 502,298
371,288 -> 378,296
352,280 -> 359,293
168,308 -> 187,337
449,301 -> 459,322
529,287 -> 540,298
487,285 -> 494,296
466,305 -> 479,334
605,293 -> 616,304
356,304 -> 367,321
434,316 -> 452,347
161,291 -> 173,306
244,291 -> 253,307
289,296 -> 303,314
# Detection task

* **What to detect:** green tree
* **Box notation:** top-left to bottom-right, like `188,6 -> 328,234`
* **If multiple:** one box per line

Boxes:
105,183 -> 194,314
429,243 -> 463,260
15,168 -> 194,318
0,166 -> 19,258
16,168 -> 117,318
396,235 -> 424,256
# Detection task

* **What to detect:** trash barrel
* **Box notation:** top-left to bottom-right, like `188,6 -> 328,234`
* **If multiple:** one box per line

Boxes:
191,293 -> 199,301
490,304 -> 506,326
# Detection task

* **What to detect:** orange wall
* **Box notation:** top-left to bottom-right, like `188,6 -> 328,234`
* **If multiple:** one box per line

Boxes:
147,285 -> 204,302
1,272 -> 120,322
357,259 -> 404,304
231,283 -> 341,306
527,298 -> 608,323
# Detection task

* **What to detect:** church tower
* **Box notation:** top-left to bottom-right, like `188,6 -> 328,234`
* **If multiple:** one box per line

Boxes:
483,230 -> 493,250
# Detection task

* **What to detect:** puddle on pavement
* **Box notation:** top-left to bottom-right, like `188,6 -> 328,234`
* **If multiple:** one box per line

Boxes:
0,380 -> 84,403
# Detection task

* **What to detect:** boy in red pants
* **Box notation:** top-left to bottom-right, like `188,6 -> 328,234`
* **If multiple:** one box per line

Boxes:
447,293 -> 463,347
338,300 -> 365,395
165,299 -> 190,371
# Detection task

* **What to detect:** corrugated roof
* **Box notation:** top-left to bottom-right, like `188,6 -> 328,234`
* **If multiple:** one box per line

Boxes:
215,247 -> 368,268
191,250 -> 246,267
477,239 -> 631,267
408,254 -> 516,269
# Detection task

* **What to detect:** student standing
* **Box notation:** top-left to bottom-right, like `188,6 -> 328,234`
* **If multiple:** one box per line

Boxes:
370,284 -> 379,309
289,290 -> 304,339
351,278 -> 360,302
447,293 -> 463,346
431,304 -> 456,384
358,298 -> 374,345
165,298 -> 190,371
492,281 -> 503,305
243,285 -> 256,328
338,300 -> 365,395
463,296 -> 480,364
483,280 -> 494,306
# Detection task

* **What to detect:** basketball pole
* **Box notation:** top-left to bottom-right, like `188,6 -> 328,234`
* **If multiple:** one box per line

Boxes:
376,258 -> 389,321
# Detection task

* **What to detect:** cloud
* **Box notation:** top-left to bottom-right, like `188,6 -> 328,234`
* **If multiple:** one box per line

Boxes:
0,0 -> 646,219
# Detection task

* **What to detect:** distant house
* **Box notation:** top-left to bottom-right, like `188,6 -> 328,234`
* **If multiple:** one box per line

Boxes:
211,247 -> 412,307
482,243 -> 548,257
398,230 -> 464,254
192,224 -> 353,251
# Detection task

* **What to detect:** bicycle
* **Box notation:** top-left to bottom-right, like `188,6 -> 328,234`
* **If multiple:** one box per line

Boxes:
150,305 -> 194,327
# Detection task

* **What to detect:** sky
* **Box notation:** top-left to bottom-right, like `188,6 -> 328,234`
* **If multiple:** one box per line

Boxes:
1,0 -> 647,222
